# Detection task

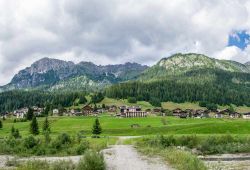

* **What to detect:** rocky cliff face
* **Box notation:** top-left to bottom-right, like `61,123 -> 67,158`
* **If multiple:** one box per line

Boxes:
1,57 -> 148,91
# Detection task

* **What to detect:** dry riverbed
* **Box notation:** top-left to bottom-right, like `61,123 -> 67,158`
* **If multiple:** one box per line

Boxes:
200,153 -> 250,170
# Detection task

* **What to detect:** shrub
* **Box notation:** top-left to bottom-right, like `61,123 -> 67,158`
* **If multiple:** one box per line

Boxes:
77,150 -> 106,170
23,136 -> 38,149
51,133 -> 72,150
76,140 -> 90,155
178,135 -> 199,148
128,97 -> 137,103
58,133 -> 71,145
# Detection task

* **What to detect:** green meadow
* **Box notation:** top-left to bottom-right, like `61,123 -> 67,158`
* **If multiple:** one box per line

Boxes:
1,116 -> 250,137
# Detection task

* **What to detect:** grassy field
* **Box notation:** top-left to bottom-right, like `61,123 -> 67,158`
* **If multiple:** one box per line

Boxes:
1,116 -> 250,138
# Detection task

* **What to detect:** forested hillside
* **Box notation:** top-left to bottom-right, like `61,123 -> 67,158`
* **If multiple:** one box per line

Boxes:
105,69 -> 250,106
0,90 -> 87,112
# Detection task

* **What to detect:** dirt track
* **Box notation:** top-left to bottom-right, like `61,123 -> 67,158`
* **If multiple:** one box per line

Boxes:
103,145 -> 173,170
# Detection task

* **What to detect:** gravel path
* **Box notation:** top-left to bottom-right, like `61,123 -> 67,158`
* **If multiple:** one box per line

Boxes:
103,145 -> 173,170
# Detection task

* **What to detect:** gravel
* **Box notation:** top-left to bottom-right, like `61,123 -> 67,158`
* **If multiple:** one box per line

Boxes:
103,145 -> 173,170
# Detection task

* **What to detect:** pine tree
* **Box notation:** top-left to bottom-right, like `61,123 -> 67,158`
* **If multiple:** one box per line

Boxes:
11,126 -> 21,138
92,118 -> 102,136
43,117 -> 50,133
94,104 -> 98,112
0,120 -> 2,129
26,107 -> 34,121
30,116 -> 39,135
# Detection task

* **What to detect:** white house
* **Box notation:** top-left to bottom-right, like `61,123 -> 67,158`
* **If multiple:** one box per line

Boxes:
53,109 -> 59,115
243,113 -> 250,119
14,107 -> 28,118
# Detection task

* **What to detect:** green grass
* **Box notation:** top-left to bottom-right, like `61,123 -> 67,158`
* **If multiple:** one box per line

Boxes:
161,102 -> 205,110
1,116 -> 250,137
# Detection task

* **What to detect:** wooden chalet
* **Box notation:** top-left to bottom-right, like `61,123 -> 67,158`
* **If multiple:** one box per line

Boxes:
153,108 -> 161,113
82,105 -> 94,116
229,112 -> 241,118
172,108 -> 183,117
108,105 -> 117,112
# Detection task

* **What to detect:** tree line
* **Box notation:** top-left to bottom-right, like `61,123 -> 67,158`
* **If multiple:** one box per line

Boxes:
105,69 -> 250,107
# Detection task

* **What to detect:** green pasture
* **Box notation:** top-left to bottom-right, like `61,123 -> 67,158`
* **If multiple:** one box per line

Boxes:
1,116 -> 250,138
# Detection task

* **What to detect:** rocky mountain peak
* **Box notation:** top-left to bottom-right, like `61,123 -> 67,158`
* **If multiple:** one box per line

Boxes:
29,57 -> 75,74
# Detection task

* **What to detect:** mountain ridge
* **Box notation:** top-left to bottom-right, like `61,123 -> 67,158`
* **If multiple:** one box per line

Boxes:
2,53 -> 250,92
0,57 -> 148,92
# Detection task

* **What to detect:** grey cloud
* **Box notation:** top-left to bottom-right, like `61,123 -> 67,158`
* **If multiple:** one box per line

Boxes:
0,0 -> 250,85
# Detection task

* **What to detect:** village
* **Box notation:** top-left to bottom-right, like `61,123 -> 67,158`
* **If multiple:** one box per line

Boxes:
1,104 -> 250,120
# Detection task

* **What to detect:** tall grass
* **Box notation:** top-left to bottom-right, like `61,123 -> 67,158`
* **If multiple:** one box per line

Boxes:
0,133 -> 115,156
137,146 -> 207,170
14,150 -> 105,170
139,134 -> 250,154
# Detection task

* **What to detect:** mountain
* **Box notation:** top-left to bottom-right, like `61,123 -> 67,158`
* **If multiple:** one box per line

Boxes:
139,53 -> 250,81
106,53 -> 250,106
0,58 -> 148,92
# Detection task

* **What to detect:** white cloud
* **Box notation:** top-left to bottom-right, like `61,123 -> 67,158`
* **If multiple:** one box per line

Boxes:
214,45 -> 250,63
1,0 -> 250,85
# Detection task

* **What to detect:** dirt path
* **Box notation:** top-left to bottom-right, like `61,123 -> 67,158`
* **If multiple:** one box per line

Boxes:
103,145 -> 173,170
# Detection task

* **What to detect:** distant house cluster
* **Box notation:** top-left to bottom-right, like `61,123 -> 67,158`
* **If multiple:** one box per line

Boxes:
2,102 -> 250,120
172,108 -> 243,119
13,106 -> 43,119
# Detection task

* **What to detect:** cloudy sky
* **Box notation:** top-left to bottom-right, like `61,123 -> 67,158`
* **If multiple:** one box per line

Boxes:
1,0 -> 250,85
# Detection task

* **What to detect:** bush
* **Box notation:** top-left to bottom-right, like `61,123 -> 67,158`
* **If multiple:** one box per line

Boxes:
128,97 -> 137,103
178,135 -> 199,148
58,133 -> 71,145
77,150 -> 106,170
51,133 -> 72,150
75,140 -> 90,155
23,136 -> 38,149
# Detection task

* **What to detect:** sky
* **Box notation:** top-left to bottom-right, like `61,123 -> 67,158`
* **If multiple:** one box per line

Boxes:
1,0 -> 250,85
